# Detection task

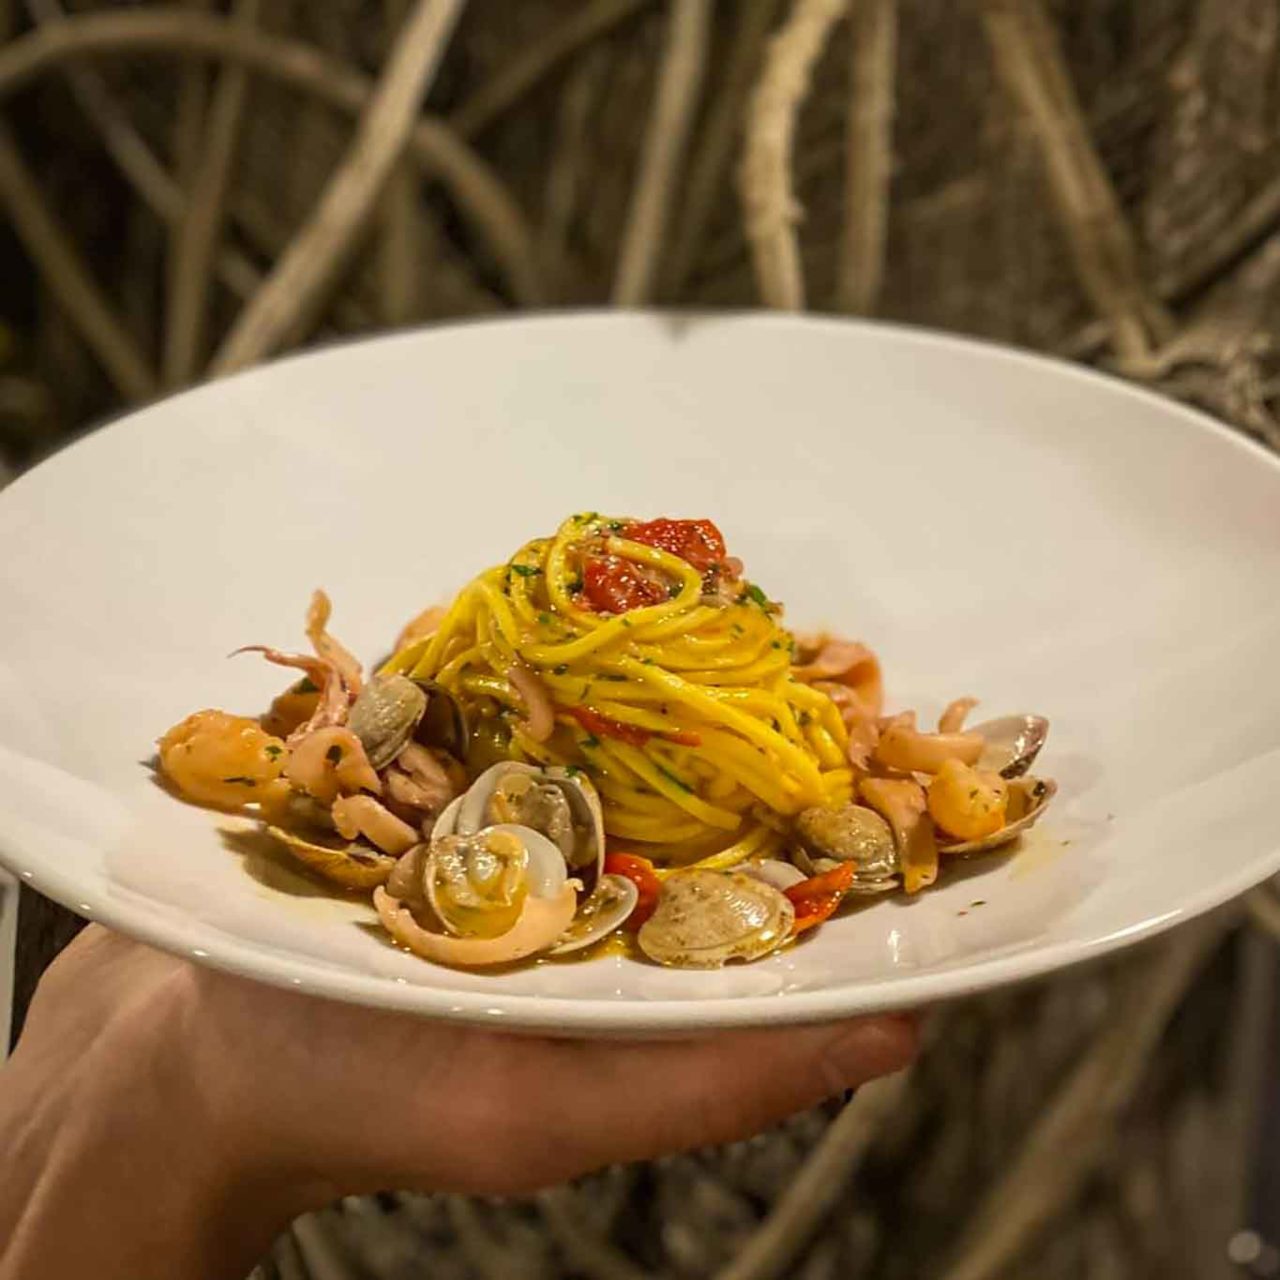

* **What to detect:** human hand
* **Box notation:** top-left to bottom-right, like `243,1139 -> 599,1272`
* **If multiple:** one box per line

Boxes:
1,925 -> 916,1280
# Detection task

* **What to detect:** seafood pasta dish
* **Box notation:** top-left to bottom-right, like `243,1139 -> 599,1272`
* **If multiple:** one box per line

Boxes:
158,514 -> 1055,970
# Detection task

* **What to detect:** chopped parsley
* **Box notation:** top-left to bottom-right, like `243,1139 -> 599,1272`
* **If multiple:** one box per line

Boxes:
639,656 -> 656,665
294,676 -> 319,695
222,775 -> 257,786
797,710 -> 812,726
743,583 -> 769,608
509,563 -> 541,578
573,511 -> 599,525
567,576 -> 584,594
599,673 -> 627,682
771,640 -> 783,650
731,623 -> 745,636
656,763 -> 694,794
563,764 -> 583,778
537,611 -> 553,626
552,663 -> 569,675
668,581 -> 682,599
608,520 -> 626,532
580,734 -> 601,749
620,617 -> 632,628
264,744 -> 283,759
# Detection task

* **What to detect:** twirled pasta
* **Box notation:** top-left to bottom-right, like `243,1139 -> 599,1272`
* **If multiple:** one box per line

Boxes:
384,513 -> 855,866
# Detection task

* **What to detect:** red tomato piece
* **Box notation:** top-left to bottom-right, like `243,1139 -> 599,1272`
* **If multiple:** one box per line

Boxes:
604,852 -> 661,928
623,518 -> 727,572
785,862 -> 857,935
582,554 -> 668,614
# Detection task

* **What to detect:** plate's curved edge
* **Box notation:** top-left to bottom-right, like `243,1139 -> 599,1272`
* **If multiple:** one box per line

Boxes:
4,311 -> 1279,1034
4,833 -> 1275,1036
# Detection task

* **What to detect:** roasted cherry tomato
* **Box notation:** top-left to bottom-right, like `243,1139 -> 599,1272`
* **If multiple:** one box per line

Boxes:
784,862 -> 857,935
582,554 -> 668,614
604,852 -> 662,928
623,518 -> 726,572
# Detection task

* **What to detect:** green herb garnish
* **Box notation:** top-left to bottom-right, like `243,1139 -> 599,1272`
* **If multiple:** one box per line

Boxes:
656,763 -> 694,794
744,584 -> 769,608
294,676 -> 319,695
264,744 -> 283,759
509,563 -> 541,578
553,663 -> 569,675
581,734 -> 601,749
222,775 -> 257,786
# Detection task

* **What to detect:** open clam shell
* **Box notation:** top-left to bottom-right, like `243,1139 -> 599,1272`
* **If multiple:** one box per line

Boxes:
437,760 -> 605,885
937,776 -> 1057,855
266,824 -> 396,888
549,873 -> 639,955
423,821 -> 568,937
970,715 -> 1049,779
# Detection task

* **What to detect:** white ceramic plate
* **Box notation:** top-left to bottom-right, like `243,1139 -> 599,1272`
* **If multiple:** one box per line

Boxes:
1,313 -> 1278,1035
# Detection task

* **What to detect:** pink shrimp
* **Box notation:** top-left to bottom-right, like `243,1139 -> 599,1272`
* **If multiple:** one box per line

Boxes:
284,726 -> 381,804
331,795 -> 418,856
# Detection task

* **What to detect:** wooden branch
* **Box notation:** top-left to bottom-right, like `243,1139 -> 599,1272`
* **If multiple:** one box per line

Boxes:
0,11 -> 543,308
539,1187 -> 650,1280
164,0 -> 261,386
663,0 -> 785,298
939,919 -> 1227,1280
740,0 -> 846,310
450,0 -> 650,140
612,0 -> 713,305
835,0 -> 896,313
713,1070 -> 912,1280
213,0 -> 467,372
378,0 -> 422,326
540,46 -> 609,300
0,120 -> 155,401
979,0 -> 1172,364
22,0 -> 179,220
1246,882 -> 1280,941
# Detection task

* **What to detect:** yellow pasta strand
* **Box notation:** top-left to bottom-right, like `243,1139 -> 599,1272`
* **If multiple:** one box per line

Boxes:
389,513 -> 856,861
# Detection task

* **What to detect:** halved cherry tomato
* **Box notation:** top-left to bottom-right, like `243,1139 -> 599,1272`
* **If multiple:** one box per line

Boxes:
784,862 -> 856,935
604,852 -> 661,928
569,705 -> 702,749
582,554 -> 668,614
623,518 -> 726,572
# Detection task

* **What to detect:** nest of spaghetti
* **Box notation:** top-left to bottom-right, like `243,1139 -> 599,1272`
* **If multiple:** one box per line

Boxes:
157,514 -> 1055,970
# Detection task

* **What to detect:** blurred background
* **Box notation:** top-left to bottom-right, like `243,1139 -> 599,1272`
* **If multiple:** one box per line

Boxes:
3,1 -> 1280,1276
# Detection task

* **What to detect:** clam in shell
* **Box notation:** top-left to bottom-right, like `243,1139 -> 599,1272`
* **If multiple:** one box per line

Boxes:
266,824 -> 396,889
438,761 -> 605,882
795,803 -> 900,895
637,870 -> 795,969
346,674 -> 426,770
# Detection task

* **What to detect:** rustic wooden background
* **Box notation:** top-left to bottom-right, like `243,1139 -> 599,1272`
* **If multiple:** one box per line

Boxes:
3,2 -> 1280,1277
